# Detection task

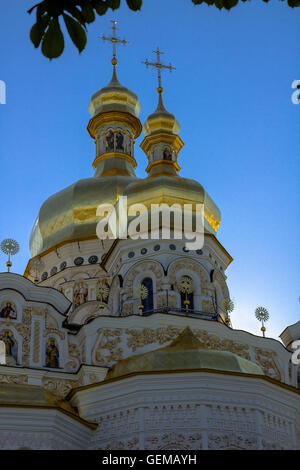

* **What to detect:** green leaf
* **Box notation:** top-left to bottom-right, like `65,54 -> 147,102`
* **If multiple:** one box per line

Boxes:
41,17 -> 64,59
215,0 -> 223,8
93,0 -> 109,15
81,2 -> 96,23
126,0 -> 142,10
63,13 -> 87,53
30,14 -> 50,48
64,5 -> 87,25
192,0 -> 204,4
223,0 -> 238,9
106,0 -> 121,10
35,2 -> 48,19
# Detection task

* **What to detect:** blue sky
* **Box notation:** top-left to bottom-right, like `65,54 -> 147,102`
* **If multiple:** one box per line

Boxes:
0,0 -> 299,339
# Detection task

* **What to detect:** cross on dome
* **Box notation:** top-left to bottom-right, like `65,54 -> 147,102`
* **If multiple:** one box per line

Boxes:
142,47 -> 176,94
100,20 -> 129,67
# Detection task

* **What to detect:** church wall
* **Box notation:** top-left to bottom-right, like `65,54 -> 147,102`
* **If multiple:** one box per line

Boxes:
70,373 -> 300,450
0,408 -> 93,450
72,314 -> 294,386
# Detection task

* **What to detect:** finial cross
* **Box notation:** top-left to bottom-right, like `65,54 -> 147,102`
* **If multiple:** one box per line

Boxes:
100,21 -> 129,65
143,47 -> 175,92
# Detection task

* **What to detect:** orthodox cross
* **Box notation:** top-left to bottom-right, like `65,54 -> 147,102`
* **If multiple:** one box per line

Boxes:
100,21 -> 129,66
143,47 -> 176,93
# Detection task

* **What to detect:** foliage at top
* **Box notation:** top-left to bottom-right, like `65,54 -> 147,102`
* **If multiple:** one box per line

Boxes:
28,0 -> 300,60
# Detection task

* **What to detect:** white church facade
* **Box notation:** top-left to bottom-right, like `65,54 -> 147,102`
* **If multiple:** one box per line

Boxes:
0,34 -> 299,450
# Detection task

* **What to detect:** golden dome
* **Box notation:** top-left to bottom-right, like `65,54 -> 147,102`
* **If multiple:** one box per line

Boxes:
30,65 -> 142,256
131,88 -> 221,235
29,175 -> 137,257
122,169 -> 220,235
29,66 -> 142,257
106,328 -> 265,380
88,67 -> 141,118
143,92 -> 180,136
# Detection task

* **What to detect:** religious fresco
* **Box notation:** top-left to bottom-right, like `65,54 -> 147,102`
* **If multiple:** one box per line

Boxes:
105,130 -> 114,152
115,131 -> 124,151
45,337 -> 59,368
0,329 -> 18,365
0,301 -> 17,320
73,282 -> 88,308
98,129 -> 133,156
163,147 -> 172,161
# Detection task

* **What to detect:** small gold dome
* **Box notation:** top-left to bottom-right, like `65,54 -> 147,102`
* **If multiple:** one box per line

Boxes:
88,67 -> 141,118
143,92 -> 180,136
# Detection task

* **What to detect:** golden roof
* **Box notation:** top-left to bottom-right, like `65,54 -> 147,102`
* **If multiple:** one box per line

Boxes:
106,328 -> 264,380
88,67 -> 141,118
29,175 -> 137,257
143,92 -> 180,136
29,67 -> 143,258
122,173 -> 221,235
28,65 -> 220,257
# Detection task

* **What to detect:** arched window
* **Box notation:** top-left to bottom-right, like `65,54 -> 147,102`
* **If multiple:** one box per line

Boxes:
141,278 -> 154,313
180,276 -> 194,311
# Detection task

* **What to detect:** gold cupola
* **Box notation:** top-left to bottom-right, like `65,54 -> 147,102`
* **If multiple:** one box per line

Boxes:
140,89 -> 184,177
87,64 -> 142,178
139,48 -> 184,177
28,24 -> 142,258
122,48 -> 221,237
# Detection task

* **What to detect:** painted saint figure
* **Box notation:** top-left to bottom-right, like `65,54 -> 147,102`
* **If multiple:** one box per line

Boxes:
163,147 -> 172,161
0,301 -> 17,319
0,330 -> 17,365
106,130 -> 114,152
73,282 -> 88,308
116,131 -> 124,151
46,338 -> 59,368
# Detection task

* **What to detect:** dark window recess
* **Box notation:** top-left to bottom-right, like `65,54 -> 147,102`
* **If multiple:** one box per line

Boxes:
142,277 -> 154,313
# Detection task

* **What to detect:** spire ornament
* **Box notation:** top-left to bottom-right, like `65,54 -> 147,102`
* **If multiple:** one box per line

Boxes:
1,239 -> 19,272
100,20 -> 129,67
142,47 -> 175,95
96,280 -> 110,310
134,283 -> 149,316
30,257 -> 45,283
255,306 -> 269,337
177,276 -> 194,315
221,298 -> 234,327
